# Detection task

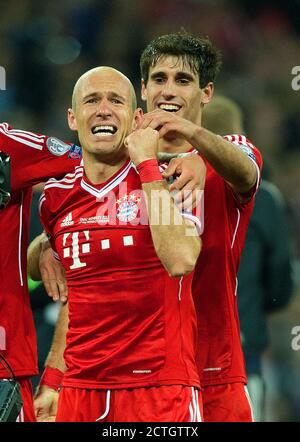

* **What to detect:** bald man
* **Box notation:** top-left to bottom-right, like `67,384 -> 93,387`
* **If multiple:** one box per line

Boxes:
38,67 -> 203,422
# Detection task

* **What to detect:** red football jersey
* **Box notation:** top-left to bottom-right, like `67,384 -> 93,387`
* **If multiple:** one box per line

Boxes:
39,159 -> 201,390
0,123 -> 80,378
192,135 -> 262,386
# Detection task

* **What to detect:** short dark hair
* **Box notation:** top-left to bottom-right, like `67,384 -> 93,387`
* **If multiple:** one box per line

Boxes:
140,31 -> 222,88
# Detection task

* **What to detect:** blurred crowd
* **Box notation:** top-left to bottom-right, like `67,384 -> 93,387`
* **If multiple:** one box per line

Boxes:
0,0 -> 299,421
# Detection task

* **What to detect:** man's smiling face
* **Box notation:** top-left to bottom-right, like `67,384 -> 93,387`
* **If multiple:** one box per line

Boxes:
141,55 -> 206,126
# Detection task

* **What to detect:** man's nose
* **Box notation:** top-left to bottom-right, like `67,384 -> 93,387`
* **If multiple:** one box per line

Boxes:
96,98 -> 112,117
161,79 -> 176,99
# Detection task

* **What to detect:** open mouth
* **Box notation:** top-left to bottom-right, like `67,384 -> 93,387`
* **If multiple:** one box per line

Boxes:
158,103 -> 181,112
91,125 -> 117,136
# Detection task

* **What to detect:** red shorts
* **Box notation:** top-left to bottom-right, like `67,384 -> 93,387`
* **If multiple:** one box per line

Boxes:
15,377 -> 36,422
56,385 -> 203,422
202,382 -> 254,422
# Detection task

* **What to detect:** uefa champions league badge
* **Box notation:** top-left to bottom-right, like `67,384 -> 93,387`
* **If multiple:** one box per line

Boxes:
116,194 -> 140,222
237,144 -> 256,162
46,137 -> 71,156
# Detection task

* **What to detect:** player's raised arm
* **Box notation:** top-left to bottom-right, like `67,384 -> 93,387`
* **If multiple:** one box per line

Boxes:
188,127 -> 258,194
125,127 -> 202,277
140,110 -> 258,195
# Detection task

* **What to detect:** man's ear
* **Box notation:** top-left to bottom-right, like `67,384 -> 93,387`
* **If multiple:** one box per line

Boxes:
141,79 -> 147,102
132,108 -> 144,131
68,108 -> 77,131
201,82 -> 214,105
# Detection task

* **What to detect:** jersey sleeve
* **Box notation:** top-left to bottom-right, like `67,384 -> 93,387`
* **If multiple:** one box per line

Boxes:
0,122 -> 81,191
223,134 -> 263,205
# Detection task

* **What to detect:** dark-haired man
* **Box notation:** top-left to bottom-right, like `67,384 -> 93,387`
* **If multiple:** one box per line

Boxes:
139,32 -> 262,422
203,95 -> 294,421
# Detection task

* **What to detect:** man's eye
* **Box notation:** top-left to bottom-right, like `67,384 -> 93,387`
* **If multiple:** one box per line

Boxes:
155,77 -> 165,83
111,98 -> 121,104
86,98 -> 97,104
177,78 -> 189,84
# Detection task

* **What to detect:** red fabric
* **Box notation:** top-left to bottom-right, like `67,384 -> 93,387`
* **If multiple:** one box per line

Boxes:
192,136 -> 263,387
40,367 -> 64,391
0,123 -> 80,379
202,382 -> 254,422
40,160 -> 201,390
136,158 -> 163,183
56,385 -> 203,422
16,377 -> 36,422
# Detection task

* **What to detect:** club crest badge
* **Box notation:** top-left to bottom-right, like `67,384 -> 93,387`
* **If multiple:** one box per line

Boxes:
116,194 -> 140,222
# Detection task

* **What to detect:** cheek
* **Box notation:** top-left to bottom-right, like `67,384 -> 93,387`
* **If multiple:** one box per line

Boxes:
118,113 -> 132,135
189,93 -> 201,109
146,85 -> 158,101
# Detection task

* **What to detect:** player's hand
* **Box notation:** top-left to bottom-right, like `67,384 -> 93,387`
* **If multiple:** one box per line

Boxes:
34,385 -> 59,422
39,241 -> 67,303
140,109 -> 199,143
125,127 -> 159,166
163,154 -> 206,211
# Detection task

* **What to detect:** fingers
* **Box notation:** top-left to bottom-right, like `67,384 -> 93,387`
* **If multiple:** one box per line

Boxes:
158,122 -> 177,139
57,280 -> 68,304
34,400 -> 49,422
171,188 -> 199,212
35,406 -> 56,422
42,276 -> 61,302
162,158 -> 181,179
44,279 -> 67,303
40,248 -> 68,302
168,170 -> 202,211
40,416 -> 56,422
140,110 -> 171,130
169,171 -> 191,192
34,389 -> 59,422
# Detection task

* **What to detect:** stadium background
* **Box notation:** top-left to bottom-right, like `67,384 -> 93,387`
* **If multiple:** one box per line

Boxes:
0,0 -> 299,421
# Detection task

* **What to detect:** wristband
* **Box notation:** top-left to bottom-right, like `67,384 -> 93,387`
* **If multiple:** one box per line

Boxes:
39,367 -> 64,391
136,159 -> 163,184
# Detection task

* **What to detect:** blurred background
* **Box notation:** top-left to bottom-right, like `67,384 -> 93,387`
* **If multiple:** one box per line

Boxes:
0,0 -> 299,421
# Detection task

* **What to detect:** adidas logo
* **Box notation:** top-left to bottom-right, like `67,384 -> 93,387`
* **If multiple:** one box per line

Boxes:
61,212 -> 74,227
